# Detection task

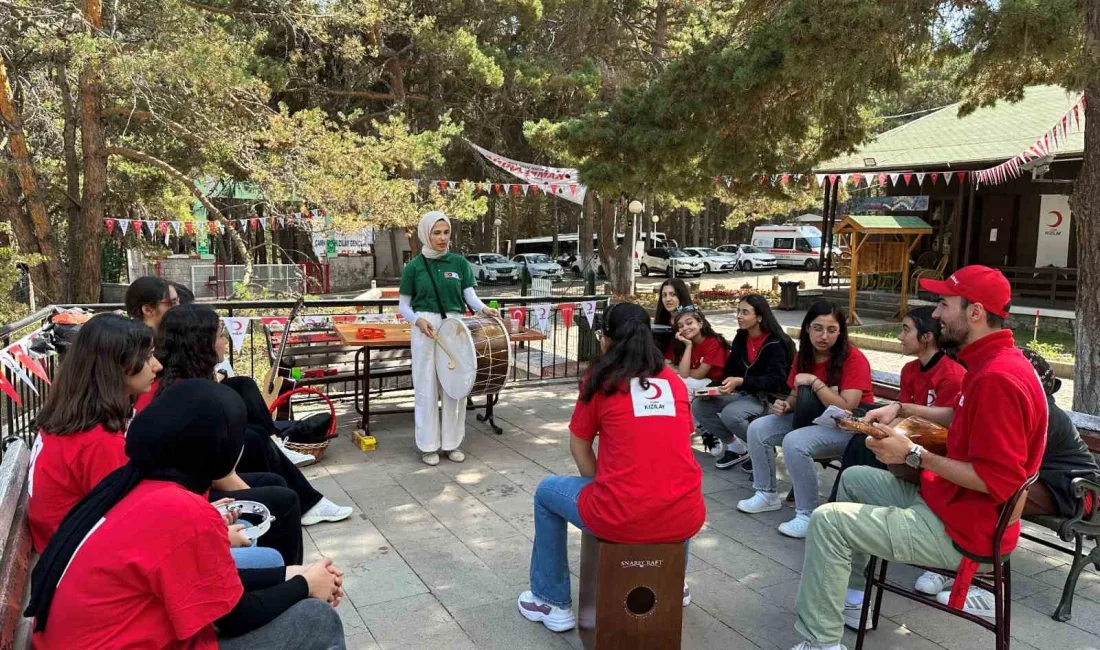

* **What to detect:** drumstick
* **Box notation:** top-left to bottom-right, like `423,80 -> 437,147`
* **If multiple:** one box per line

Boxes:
435,337 -> 458,370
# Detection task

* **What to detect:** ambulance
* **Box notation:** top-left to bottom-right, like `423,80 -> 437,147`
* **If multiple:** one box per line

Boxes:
750,225 -> 824,270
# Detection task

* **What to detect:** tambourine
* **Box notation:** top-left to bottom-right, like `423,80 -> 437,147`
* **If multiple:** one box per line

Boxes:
216,500 -> 274,542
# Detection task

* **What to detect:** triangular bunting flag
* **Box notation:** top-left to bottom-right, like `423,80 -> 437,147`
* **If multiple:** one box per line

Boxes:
207,221 -> 218,235
889,173 -> 900,186
170,221 -> 181,236
930,172 -> 940,185
158,221 -> 170,235
119,219 -> 130,235
520,185 -> 529,196
956,171 -> 967,185
569,185 -> 578,196
815,174 -> 826,186
838,174 -> 849,186
438,180 -> 447,191
849,173 -> 862,187
781,174 -> 791,186
105,218 -> 116,234
530,185 -> 540,196
944,172 -> 953,186
550,184 -> 559,194
914,172 -> 926,187
876,173 -> 888,186
508,184 -> 518,195
0,372 -> 20,406
5,344 -> 48,385
448,181 -> 457,190
0,352 -> 37,395
184,221 -> 194,235
902,173 -> 913,186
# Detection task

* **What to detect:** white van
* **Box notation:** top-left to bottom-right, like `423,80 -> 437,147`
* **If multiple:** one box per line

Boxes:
750,225 -> 823,270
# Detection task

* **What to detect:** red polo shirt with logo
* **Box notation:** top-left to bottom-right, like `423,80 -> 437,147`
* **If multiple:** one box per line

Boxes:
570,366 -> 705,544
899,352 -> 966,407
787,345 -> 875,405
920,330 -> 1047,557
664,336 -> 729,382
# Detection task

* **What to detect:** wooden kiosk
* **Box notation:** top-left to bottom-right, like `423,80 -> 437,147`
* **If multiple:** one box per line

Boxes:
832,215 -> 932,325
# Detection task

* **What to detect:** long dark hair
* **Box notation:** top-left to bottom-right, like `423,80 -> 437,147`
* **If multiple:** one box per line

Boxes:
124,276 -> 170,320
156,304 -> 220,394
796,301 -> 850,386
654,278 -> 693,326
739,294 -> 795,361
579,303 -> 665,403
670,308 -> 728,364
36,314 -> 154,435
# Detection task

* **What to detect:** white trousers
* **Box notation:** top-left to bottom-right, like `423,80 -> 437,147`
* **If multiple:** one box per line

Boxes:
410,312 -> 468,453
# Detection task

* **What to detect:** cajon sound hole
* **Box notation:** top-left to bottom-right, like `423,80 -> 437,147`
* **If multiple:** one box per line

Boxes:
625,587 -> 656,616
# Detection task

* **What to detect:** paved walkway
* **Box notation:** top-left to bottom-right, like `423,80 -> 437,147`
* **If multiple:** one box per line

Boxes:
302,387 -> 1099,650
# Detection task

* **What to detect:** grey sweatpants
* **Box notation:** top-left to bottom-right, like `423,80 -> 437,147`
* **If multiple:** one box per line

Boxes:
219,599 -> 346,650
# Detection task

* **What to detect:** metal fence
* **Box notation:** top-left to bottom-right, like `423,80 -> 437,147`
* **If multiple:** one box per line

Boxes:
0,295 -> 610,454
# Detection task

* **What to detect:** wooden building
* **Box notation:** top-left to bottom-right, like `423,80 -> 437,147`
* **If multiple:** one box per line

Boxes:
813,85 -> 1081,308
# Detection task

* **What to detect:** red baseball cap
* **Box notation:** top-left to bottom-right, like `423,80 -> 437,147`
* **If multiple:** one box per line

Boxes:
919,265 -> 1011,318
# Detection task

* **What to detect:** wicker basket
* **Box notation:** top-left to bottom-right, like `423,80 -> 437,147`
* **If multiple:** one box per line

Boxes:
268,387 -> 339,461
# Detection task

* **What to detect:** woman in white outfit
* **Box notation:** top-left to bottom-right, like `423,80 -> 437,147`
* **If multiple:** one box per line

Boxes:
398,211 -> 499,466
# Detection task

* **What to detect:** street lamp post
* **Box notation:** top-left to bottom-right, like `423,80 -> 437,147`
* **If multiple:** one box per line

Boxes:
651,214 -> 667,277
494,218 -> 502,255
628,200 -> 644,296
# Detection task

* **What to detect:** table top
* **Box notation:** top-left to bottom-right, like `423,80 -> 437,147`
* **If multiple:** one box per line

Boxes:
335,323 -> 547,347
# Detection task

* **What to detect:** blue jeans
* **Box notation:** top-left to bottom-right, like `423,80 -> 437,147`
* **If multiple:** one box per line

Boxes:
230,520 -> 284,569
530,475 -> 593,607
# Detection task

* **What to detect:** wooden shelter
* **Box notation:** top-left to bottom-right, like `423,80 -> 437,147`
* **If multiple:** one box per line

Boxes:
833,215 -> 932,324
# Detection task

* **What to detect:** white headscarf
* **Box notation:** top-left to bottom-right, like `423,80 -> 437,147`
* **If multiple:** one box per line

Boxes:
418,211 -> 450,260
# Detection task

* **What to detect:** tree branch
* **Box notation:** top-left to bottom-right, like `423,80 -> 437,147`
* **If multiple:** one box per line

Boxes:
318,89 -> 428,103
104,145 -> 253,285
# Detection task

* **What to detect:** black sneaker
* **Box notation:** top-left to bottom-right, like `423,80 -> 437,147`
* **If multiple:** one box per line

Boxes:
715,450 -> 748,469
741,459 -> 753,473
699,431 -> 722,457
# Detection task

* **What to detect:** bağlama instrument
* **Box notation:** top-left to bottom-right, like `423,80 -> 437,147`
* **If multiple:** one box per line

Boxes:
434,316 -> 512,400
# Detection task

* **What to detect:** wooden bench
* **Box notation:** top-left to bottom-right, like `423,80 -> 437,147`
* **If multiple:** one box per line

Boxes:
263,316 -> 412,401
870,369 -> 1100,623
0,438 -> 35,650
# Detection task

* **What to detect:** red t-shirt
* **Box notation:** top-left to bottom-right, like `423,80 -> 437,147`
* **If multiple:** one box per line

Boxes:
920,331 -> 1047,557
133,380 -> 158,413
786,345 -> 875,404
32,480 -> 242,650
745,333 -> 769,365
570,366 -> 705,544
28,426 -> 129,553
664,336 -> 729,382
898,353 -> 966,407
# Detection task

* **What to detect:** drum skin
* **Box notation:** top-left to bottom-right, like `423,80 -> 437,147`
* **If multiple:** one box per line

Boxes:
435,316 -> 512,399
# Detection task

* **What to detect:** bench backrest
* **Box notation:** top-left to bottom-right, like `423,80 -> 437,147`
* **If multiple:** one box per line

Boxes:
0,439 -> 34,650
870,370 -> 1100,453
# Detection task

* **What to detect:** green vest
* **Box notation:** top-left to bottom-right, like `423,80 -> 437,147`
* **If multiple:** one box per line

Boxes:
399,253 -> 475,315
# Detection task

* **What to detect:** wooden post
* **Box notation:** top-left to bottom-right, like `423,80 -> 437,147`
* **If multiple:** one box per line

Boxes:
849,231 -> 861,324
898,234 -> 923,319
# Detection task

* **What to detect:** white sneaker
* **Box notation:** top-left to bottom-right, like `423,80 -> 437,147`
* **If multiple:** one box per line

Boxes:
301,497 -> 353,526
778,513 -> 812,539
517,591 -> 576,632
936,585 -> 995,618
446,449 -> 465,463
842,601 -> 871,630
790,642 -> 848,650
683,582 -> 691,607
914,570 -> 953,596
278,442 -> 316,468
737,490 -> 782,514
422,452 -> 440,466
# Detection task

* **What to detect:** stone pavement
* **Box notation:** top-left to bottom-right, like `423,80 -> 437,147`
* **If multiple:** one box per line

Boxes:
302,386 -> 1100,650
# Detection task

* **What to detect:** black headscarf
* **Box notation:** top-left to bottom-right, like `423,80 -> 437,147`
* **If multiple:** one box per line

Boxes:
26,379 -> 247,631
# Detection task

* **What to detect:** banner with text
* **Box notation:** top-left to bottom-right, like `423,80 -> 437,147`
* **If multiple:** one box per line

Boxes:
1036,195 -> 1073,268
468,142 -> 587,205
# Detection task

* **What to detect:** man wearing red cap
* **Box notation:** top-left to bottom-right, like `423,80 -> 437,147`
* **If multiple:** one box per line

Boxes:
787,265 -> 1047,650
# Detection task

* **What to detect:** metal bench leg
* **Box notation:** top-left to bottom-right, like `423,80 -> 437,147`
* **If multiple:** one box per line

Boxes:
1053,534 -> 1094,622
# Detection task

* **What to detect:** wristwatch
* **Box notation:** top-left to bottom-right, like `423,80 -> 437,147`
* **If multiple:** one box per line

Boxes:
904,444 -> 925,469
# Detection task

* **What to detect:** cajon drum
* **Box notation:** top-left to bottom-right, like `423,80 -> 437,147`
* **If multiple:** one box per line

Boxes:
578,533 -> 687,650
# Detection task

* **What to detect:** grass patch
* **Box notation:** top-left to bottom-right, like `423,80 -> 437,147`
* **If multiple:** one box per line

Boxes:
850,324 -> 1075,363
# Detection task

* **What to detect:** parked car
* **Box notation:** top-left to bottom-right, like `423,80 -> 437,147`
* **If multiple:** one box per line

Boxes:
570,250 -> 640,276
640,247 -> 704,278
465,253 -> 519,283
716,244 -> 779,272
681,247 -> 739,273
750,225 -> 823,269
511,253 -> 565,281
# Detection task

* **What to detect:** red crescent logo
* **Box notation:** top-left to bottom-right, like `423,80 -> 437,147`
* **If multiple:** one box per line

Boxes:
1048,210 -> 1064,228
644,383 -> 663,400
230,321 -> 243,332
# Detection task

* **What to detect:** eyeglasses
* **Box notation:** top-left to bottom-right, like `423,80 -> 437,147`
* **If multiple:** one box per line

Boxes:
159,297 -> 180,307
675,305 -> 698,313
809,324 -> 840,335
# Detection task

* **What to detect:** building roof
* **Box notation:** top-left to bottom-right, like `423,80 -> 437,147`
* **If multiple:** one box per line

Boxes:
815,85 -> 1083,173
834,215 -> 932,234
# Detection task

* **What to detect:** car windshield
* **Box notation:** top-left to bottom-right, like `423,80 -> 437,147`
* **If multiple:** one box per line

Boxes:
667,248 -> 690,258
740,245 -> 761,254
806,237 -> 822,248
698,248 -> 720,256
483,254 -> 508,263
526,254 -> 553,263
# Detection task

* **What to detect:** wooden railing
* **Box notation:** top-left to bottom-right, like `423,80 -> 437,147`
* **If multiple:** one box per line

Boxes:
995,266 -> 1077,308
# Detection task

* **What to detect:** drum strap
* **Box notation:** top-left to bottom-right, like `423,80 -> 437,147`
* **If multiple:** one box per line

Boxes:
420,255 -> 449,319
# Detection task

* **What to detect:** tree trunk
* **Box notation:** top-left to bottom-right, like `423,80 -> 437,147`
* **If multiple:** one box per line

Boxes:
0,58 -> 64,301
580,191 -> 596,275
552,197 -> 560,258
596,196 -> 633,295
58,61 -> 83,295
74,0 -> 107,303
1072,3 -> 1100,414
